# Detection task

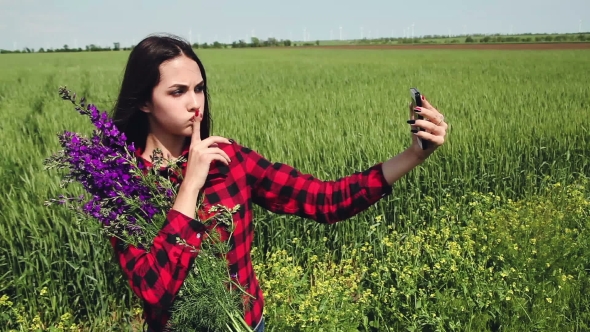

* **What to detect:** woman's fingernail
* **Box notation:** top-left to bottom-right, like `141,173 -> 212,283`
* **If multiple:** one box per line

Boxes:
407,120 -> 415,124
421,95 -> 425,101
411,129 -> 418,133
414,107 -> 422,112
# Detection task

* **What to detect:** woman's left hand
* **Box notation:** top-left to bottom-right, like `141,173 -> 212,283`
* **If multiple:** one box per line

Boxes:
407,96 -> 448,160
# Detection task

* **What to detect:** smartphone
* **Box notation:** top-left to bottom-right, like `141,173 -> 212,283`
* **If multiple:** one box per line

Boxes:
410,87 -> 429,150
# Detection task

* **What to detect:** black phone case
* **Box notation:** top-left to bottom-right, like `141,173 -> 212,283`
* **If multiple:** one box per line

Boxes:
410,88 -> 429,150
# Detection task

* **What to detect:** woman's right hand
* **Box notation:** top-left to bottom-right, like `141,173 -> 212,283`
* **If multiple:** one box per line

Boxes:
184,111 -> 232,192
172,111 -> 231,219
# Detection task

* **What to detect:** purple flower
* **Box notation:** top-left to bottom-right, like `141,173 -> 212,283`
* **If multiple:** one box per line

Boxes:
47,87 -> 171,237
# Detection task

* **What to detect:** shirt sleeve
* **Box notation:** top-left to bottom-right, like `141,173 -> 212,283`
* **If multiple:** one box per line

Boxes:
110,209 -> 207,309
238,144 -> 393,224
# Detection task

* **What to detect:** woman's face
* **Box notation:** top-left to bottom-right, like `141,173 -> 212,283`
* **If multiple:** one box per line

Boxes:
141,54 -> 205,138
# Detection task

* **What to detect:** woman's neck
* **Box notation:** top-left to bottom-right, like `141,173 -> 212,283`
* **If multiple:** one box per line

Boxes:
142,132 -> 186,166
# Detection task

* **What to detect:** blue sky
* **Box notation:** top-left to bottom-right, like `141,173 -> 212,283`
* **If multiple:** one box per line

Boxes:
0,0 -> 588,50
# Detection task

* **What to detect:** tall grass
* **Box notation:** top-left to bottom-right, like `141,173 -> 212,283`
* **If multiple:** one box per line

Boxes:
0,48 -> 589,330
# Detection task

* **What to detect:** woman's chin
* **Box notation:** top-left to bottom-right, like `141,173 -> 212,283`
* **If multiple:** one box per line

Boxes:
179,126 -> 193,137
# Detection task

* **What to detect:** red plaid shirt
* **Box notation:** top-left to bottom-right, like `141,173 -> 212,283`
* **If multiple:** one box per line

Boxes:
110,139 -> 393,331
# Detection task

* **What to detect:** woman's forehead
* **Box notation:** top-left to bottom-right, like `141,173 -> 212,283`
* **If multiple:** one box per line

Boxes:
159,56 -> 202,84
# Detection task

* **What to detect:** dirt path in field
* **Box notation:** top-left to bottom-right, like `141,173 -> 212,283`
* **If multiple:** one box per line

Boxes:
305,42 -> 590,51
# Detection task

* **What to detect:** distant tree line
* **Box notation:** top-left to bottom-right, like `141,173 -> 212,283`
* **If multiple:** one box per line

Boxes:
355,32 -> 588,45
464,33 -> 587,43
1,33 -> 588,54
199,37 -> 296,49
0,38 -> 305,54
0,42 -> 128,54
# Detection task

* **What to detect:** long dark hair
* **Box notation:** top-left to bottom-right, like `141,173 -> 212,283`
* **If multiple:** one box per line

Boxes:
111,33 -> 212,150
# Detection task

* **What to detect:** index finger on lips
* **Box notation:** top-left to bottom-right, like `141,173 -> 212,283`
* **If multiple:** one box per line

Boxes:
191,113 -> 201,143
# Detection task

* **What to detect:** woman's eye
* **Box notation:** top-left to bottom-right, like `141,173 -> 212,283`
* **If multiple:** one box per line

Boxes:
172,90 -> 183,96
195,86 -> 204,93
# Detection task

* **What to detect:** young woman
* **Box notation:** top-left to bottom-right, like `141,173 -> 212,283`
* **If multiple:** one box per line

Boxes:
109,33 -> 447,332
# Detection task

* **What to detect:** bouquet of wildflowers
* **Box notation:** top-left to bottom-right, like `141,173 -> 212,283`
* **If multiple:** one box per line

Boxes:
44,87 -> 253,331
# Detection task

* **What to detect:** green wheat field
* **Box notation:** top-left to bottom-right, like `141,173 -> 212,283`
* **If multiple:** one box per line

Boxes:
1,47 -> 589,331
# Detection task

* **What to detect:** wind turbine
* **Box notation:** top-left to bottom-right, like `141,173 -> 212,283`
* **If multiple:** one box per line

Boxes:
361,26 -> 363,39
339,26 -> 342,40
580,19 -> 582,33
411,23 -> 415,38
303,27 -> 306,41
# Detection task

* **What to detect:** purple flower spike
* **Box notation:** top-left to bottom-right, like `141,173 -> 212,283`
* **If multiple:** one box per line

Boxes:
47,87 -> 175,237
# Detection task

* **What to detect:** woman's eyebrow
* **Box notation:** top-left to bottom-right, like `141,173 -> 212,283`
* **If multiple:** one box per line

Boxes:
167,81 -> 204,89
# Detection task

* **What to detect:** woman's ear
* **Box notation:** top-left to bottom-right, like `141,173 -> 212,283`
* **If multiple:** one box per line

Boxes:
139,102 -> 152,114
